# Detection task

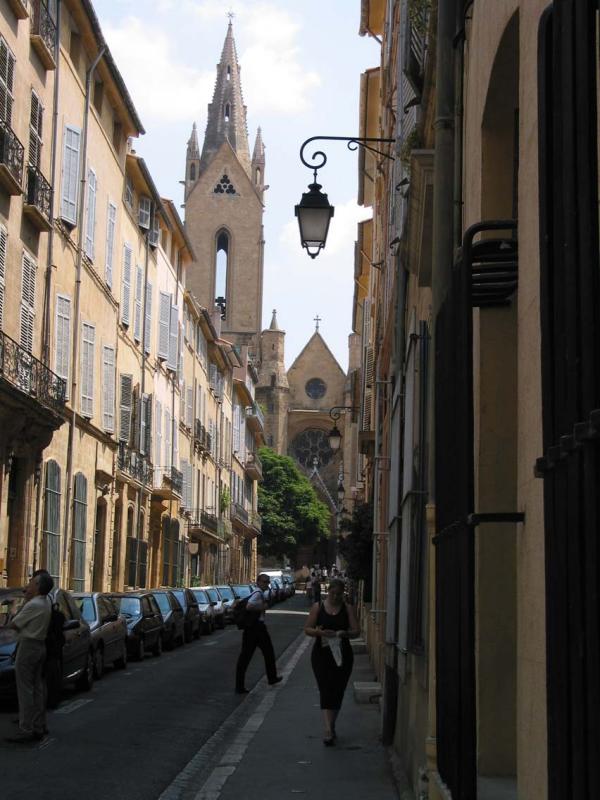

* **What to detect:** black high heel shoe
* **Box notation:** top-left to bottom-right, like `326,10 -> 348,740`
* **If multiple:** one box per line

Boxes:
323,731 -> 335,746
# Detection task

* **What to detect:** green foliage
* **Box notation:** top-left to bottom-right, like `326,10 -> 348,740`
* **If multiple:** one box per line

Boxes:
219,485 -> 231,515
339,502 -> 374,596
257,447 -> 331,561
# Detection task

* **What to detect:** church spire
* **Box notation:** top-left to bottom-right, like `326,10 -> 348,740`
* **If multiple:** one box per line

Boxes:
251,126 -> 266,199
200,20 -> 251,175
187,122 -> 200,159
184,122 -> 200,200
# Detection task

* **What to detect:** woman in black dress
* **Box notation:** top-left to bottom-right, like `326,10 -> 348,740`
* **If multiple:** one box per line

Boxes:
304,578 -> 360,745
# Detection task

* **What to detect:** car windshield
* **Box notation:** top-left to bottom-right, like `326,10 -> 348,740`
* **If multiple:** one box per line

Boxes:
217,586 -> 233,600
192,590 -> 208,604
112,597 -> 140,618
172,590 -> 185,607
233,585 -> 251,598
153,593 -> 171,614
206,589 -> 218,603
75,596 -> 96,624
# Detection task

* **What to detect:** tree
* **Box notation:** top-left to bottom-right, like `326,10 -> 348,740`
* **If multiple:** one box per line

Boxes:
257,447 -> 331,562
338,501 -> 373,599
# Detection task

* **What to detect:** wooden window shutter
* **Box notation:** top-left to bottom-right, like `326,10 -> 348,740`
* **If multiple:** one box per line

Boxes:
61,125 -> 81,224
121,243 -> 132,325
80,322 -> 95,418
158,292 -> 170,359
138,195 -> 151,229
144,281 -> 152,354
84,168 -> 97,259
54,295 -> 71,394
102,345 -> 115,433
167,303 -> 178,370
0,223 -> 7,331
186,386 -> 193,428
165,408 -> 171,470
20,251 -> 36,353
173,420 -> 178,469
133,264 -> 143,341
180,381 -> 186,422
155,399 -> 162,470
0,38 -> 15,124
29,91 -> 43,168
181,459 -> 188,508
105,202 -> 116,288
119,373 -> 133,442
140,393 -> 152,456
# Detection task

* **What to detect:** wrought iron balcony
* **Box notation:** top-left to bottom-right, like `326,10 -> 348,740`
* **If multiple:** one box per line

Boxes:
200,510 -> 218,535
244,451 -> 262,481
232,502 -> 248,525
0,329 -> 65,413
246,401 -> 265,432
117,442 -> 152,486
169,466 -> 183,495
31,0 -> 56,70
24,165 -> 52,231
194,419 -> 212,453
0,119 -> 24,195
249,510 -> 262,532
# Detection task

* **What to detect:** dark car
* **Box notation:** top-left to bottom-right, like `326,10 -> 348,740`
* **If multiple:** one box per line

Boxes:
189,588 -> 215,634
150,590 -> 185,649
107,592 -> 163,660
215,585 -> 236,625
170,588 -> 201,642
73,592 -> 128,677
202,586 -> 226,629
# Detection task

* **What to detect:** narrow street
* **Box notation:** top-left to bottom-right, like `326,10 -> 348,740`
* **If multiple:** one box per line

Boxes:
0,596 -> 309,800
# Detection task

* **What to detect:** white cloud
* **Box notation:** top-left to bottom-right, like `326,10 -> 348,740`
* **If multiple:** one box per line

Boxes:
102,16 -> 214,122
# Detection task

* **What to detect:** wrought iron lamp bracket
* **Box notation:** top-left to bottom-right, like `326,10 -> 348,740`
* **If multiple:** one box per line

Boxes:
329,405 -> 359,422
300,136 -> 396,181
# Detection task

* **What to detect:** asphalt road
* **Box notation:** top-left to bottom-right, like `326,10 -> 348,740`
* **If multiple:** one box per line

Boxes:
0,593 -> 309,800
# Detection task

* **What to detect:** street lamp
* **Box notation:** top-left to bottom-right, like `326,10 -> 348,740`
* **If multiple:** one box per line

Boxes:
296,135 -> 395,258
327,406 -> 359,452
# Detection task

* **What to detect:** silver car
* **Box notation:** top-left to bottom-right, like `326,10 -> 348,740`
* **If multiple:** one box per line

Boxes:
73,592 -> 128,677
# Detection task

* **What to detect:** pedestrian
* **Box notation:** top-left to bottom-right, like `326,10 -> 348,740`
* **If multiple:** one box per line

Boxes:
6,571 -> 53,743
311,569 -> 321,603
305,572 -> 313,605
235,573 -> 283,694
304,577 -> 359,746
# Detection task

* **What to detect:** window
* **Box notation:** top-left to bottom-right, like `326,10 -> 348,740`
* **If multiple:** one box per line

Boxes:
215,230 -> 229,316
102,345 -> 115,433
42,460 -> 61,582
20,251 -> 36,353
140,393 -> 152,456
168,303 -> 178,371
61,125 -> 81,224
186,385 -> 193,428
305,378 -> 327,399
84,168 -> 97,259
158,292 -> 170,359
224,103 -> 230,121
54,294 -> 71,395
0,223 -> 7,330
29,92 -> 43,168
134,265 -> 143,341
138,195 -> 151,229
226,65 -> 231,81
93,81 -> 103,114
164,408 -> 171,470
124,176 -> 134,209
0,38 -> 15,124
119,373 -> 133,442
189,163 -> 196,181
291,428 -> 333,468
69,30 -> 81,70
121,243 -> 132,325
155,399 -> 162,472
213,174 -> 236,195
144,281 -> 152,354
80,322 -> 95,418
105,202 -> 116,288
71,473 -> 87,591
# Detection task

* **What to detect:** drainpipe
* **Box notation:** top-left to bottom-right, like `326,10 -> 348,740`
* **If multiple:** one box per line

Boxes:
62,45 -> 106,582
134,227 -> 150,587
168,250 -> 183,583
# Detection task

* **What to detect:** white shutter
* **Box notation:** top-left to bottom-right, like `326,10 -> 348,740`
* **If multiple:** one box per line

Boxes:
119,374 -> 133,442
121,243 -> 132,325
105,202 -> 116,287
167,303 -> 178,370
164,409 -> 171,470
186,386 -> 193,428
180,381 -> 186,422
187,462 -> 193,510
155,399 -> 162,468
140,393 -> 148,455
158,292 -> 170,359
181,459 -> 188,509
134,265 -> 143,341
0,39 -> 15,124
138,196 -> 151,229
173,420 -> 178,469
233,404 -> 240,452
196,384 -> 201,424
85,168 -> 97,259
0,223 -> 7,330
80,322 -> 95,418
102,345 -> 115,432
29,92 -> 43,168
54,294 -> 71,395
144,281 -> 152,354
20,251 -> 36,353
61,125 -> 81,224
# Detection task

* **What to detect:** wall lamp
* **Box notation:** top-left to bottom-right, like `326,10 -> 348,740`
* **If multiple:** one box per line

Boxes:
295,136 -> 395,258
328,405 -> 360,452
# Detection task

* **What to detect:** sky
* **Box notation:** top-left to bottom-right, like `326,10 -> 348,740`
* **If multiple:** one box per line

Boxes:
93,0 -> 379,370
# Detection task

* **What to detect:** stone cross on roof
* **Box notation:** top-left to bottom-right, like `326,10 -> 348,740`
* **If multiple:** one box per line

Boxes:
314,314 -> 322,332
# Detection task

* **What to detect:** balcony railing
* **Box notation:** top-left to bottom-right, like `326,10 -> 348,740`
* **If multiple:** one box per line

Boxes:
0,119 -> 24,195
169,466 -> 183,495
245,451 -> 263,480
31,0 -> 56,70
0,329 -> 65,413
232,502 -> 248,525
194,419 -> 212,453
200,510 -> 218,535
24,165 -> 52,231
117,442 -> 152,486
246,401 -> 265,430
249,510 -> 262,531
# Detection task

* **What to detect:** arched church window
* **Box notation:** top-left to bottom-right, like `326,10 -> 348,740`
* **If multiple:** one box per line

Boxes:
227,65 -> 231,81
215,230 -> 229,320
224,103 -> 230,121
255,168 -> 261,185
291,429 -> 333,469
213,174 -> 236,195
189,163 -> 196,181
305,377 -> 327,399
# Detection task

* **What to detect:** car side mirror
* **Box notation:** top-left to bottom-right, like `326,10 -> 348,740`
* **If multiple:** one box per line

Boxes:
63,619 -> 80,631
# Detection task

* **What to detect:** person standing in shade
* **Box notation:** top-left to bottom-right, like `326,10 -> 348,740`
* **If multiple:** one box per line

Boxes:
235,574 -> 283,694
304,578 -> 360,746
6,571 -> 53,743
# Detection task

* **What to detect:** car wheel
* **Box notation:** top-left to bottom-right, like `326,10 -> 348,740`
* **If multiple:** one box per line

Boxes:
136,636 -> 145,662
152,634 -> 162,657
93,646 -> 104,679
76,650 -> 94,691
193,622 -> 201,640
114,641 -> 127,670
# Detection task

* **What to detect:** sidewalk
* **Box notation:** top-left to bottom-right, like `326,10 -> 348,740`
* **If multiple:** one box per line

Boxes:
186,631 -> 399,800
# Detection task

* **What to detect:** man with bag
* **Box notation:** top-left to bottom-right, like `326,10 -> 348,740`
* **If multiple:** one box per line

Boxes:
235,574 -> 283,694
6,571 -> 53,743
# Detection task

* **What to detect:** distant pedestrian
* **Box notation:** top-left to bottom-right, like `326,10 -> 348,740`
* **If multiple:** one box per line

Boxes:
311,570 -> 321,603
6,571 -> 53,743
305,573 -> 313,605
304,578 -> 359,746
235,574 -> 283,694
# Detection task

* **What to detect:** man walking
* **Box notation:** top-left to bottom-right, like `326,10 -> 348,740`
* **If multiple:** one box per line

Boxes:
235,574 -> 282,694
6,571 -> 53,743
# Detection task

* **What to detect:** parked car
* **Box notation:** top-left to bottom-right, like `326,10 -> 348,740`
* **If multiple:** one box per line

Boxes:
230,583 -> 254,600
215,585 -> 236,624
200,586 -> 225,629
282,575 -> 295,596
107,592 -> 163,660
170,588 -> 201,642
189,588 -> 215,634
73,592 -> 128,677
270,577 -> 286,602
150,590 -> 185,649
